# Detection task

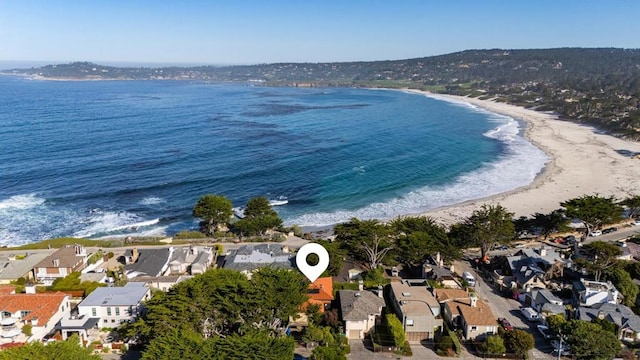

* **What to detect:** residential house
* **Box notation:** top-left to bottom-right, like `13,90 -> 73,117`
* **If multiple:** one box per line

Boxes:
616,242 -> 634,261
527,289 -> 565,322
388,281 -> 443,342
577,302 -> 640,342
131,275 -> 193,292
422,253 -> 461,289
33,245 -> 88,285
338,288 -> 385,340
0,252 -> 50,284
78,272 -> 107,284
57,315 -> 101,347
77,282 -> 151,327
167,246 -> 214,275
0,285 -> 71,342
573,278 -> 620,307
506,246 -> 569,294
222,244 -> 294,278
306,277 -> 334,312
435,288 -> 497,340
124,248 -> 172,279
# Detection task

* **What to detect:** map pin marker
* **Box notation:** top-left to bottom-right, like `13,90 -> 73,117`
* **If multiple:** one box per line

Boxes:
296,243 -> 330,283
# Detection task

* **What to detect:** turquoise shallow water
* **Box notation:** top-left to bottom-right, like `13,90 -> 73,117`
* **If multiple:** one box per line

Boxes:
0,77 -> 547,245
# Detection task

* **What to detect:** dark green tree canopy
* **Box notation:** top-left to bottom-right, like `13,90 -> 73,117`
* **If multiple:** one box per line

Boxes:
560,194 -> 623,234
562,320 -> 620,360
390,215 -> 459,265
453,204 -> 515,258
532,209 -> 570,240
578,241 -> 622,282
503,329 -> 534,355
192,194 -> 233,236
621,195 -> 640,219
0,335 -> 99,360
234,196 -> 283,237
334,218 -> 393,269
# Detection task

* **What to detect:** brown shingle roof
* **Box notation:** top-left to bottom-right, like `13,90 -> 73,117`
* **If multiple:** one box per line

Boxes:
435,288 -> 469,302
456,299 -> 496,326
34,246 -> 84,269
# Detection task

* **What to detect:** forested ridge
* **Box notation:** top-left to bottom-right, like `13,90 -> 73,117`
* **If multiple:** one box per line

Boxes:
6,48 -> 640,138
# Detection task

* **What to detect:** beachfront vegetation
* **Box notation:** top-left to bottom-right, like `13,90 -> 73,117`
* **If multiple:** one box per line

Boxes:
121,268 -> 306,359
532,209 -> 571,240
561,194 -> 624,236
233,196 -> 283,238
192,194 -> 233,236
449,204 -> 515,259
335,219 -> 394,270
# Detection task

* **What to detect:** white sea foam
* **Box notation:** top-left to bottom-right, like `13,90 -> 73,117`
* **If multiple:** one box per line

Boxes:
0,193 -> 45,210
139,196 -> 166,205
286,111 -> 549,227
73,211 -> 160,238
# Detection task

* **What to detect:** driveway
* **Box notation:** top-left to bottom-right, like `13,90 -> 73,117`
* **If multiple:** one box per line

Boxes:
348,339 -> 484,359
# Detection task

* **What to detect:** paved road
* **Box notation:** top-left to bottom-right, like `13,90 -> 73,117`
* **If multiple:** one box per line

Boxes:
454,261 -> 555,360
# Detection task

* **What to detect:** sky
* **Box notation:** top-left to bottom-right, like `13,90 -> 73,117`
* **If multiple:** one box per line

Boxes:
1,1 -> 639,66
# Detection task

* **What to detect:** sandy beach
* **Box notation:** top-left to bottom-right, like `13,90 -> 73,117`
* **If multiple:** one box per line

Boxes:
407,90 -> 640,226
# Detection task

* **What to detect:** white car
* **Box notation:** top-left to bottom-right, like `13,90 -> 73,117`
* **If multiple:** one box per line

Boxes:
633,220 -> 640,226
550,340 -> 569,351
589,230 -> 602,237
536,324 -> 552,339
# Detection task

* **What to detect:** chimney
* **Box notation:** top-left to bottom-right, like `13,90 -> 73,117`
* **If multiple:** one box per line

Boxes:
31,317 -> 38,326
469,293 -> 478,307
282,245 -> 289,254
449,264 -> 455,274
539,246 -> 547,257
377,285 -> 383,298
435,252 -> 441,266
132,248 -> 139,262
25,284 -> 36,294
74,244 -> 81,255
358,280 -> 364,291
598,311 -> 605,320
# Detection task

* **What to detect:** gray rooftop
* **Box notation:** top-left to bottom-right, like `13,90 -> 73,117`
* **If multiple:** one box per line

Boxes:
0,253 -> 50,280
338,290 -> 385,321
125,248 -> 171,277
578,303 -> 640,332
79,282 -> 150,307
223,244 -> 294,272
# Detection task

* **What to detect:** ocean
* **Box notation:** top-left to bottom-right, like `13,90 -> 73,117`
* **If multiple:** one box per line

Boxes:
0,76 -> 547,246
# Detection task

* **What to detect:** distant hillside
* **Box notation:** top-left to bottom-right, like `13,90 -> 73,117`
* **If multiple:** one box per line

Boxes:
4,48 -> 640,139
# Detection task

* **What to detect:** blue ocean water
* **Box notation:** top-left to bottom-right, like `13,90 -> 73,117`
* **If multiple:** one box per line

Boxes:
0,76 -> 547,246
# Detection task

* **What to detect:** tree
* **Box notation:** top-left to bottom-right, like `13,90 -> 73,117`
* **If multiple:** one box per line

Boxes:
604,265 -> 639,307
390,215 -> 459,265
234,196 -> 283,237
316,240 -> 346,277
561,194 -> 624,237
483,335 -> 506,354
621,195 -> 640,219
192,194 -> 233,236
503,329 -> 534,355
311,345 -> 347,360
532,209 -> 570,240
460,204 -> 515,259
0,335 -> 99,360
545,314 -> 567,337
578,241 -> 622,282
334,218 -> 393,269
563,320 -> 620,360
385,313 -> 407,349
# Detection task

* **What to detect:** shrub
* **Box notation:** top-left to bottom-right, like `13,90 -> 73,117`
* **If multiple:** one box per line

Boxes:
174,230 -> 207,239
21,324 -> 32,337
483,335 -> 506,354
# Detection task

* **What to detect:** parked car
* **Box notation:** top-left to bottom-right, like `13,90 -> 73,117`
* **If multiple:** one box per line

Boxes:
564,235 -> 576,244
520,307 -> 540,322
537,324 -> 553,339
495,245 -> 509,251
553,237 -> 564,243
589,230 -> 602,237
603,227 -> 618,234
551,348 -> 572,357
498,318 -> 513,331
633,220 -> 640,226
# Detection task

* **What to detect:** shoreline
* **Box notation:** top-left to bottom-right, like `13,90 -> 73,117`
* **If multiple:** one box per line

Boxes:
408,90 -> 640,225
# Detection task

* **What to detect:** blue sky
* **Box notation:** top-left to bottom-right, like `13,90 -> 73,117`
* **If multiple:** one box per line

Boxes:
1,1 -> 639,65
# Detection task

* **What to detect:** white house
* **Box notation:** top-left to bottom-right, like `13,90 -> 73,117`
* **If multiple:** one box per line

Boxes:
0,285 -> 70,343
338,288 -> 385,340
77,282 -> 151,327
573,278 -> 620,307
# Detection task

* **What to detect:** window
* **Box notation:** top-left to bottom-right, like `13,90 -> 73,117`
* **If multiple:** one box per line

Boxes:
20,311 -> 30,318
111,319 -> 115,323
106,307 -> 111,316
406,319 -> 414,326
115,307 -> 120,316
92,308 -> 96,317
471,326 -> 478,331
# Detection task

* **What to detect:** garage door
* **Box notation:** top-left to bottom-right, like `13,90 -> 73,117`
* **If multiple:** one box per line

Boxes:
349,330 -> 361,339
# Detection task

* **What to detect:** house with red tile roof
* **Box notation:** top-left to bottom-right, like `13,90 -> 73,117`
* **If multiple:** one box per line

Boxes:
33,245 -> 87,285
306,277 -> 334,313
0,285 -> 70,343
